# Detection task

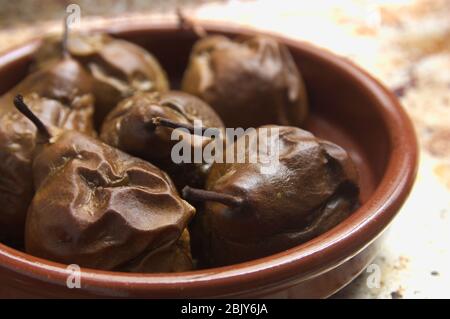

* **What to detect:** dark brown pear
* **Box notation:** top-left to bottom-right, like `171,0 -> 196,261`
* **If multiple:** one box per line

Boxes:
100,91 -> 224,190
35,32 -> 169,126
0,56 -> 95,244
183,125 -> 359,267
181,32 -> 309,129
20,18 -> 95,106
13,96 -> 195,271
120,229 -> 193,273
0,20 -> 97,244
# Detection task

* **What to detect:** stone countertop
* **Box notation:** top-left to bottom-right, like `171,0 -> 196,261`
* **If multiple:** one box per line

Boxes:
0,0 -> 448,299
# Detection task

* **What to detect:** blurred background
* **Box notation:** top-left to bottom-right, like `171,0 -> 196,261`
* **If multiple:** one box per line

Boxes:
0,0 -> 448,299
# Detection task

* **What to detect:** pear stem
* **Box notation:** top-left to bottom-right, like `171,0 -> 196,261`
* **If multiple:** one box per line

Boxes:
13,95 -> 52,142
182,186 -> 243,208
176,8 -> 207,38
151,117 -> 220,137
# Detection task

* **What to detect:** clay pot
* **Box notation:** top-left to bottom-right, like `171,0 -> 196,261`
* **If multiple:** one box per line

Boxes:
0,22 -> 417,298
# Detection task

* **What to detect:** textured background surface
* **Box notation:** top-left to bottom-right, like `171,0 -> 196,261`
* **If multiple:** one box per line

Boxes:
0,0 -> 448,299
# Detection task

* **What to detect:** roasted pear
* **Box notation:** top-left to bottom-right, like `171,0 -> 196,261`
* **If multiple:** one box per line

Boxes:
13,95 -> 194,271
181,31 -> 308,129
0,50 -> 95,244
120,229 -> 193,273
100,91 -> 224,189
35,32 -> 169,126
183,125 -> 359,267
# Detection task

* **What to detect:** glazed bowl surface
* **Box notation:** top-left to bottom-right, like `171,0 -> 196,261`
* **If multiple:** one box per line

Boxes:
0,22 -> 418,298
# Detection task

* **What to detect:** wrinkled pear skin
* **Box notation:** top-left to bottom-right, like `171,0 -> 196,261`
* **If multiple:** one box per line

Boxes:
0,59 -> 95,244
193,126 -> 359,267
100,91 -> 224,189
35,33 -> 170,126
182,35 -> 308,129
120,229 -> 193,273
26,130 -> 195,271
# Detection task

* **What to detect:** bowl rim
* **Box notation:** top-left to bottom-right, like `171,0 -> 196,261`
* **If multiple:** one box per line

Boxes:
0,21 -> 418,297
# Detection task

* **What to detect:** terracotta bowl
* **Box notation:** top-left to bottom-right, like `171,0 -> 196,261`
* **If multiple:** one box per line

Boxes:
0,22 -> 418,298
